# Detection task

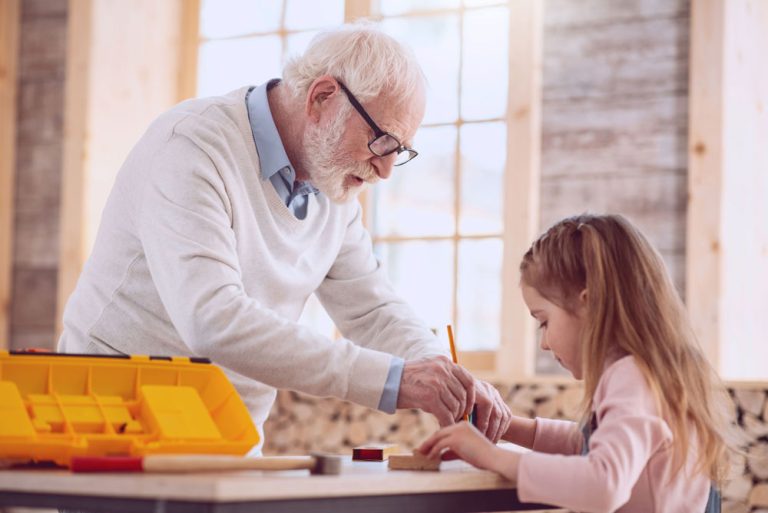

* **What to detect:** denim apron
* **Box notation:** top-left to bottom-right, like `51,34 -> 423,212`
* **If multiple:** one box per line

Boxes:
581,414 -> 720,512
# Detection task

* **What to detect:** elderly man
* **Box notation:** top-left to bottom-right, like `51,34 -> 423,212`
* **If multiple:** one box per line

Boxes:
58,24 -> 512,447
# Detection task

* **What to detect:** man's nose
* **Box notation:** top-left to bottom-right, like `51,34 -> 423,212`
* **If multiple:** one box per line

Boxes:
372,153 -> 396,180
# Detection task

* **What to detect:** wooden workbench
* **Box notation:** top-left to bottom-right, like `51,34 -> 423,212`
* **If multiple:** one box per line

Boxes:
0,457 -> 553,512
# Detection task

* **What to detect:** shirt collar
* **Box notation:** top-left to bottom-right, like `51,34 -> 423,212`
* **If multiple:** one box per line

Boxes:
247,79 -> 295,181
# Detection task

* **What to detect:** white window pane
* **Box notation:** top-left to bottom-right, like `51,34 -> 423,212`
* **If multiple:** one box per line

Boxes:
375,241 -> 454,332
457,239 -> 502,350
461,7 -> 508,120
197,38 -> 282,97
298,294 -> 337,339
200,0 -> 282,39
381,15 -> 460,125
372,126 -> 456,238
459,122 -> 505,234
378,0 -> 460,16
285,30 -> 320,59
463,0 -> 507,7
285,0 -> 344,30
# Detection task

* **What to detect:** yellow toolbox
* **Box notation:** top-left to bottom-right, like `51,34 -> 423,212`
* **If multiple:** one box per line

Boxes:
0,351 -> 259,467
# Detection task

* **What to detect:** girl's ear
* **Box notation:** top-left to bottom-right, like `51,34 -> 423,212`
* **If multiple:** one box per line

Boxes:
579,289 -> 588,308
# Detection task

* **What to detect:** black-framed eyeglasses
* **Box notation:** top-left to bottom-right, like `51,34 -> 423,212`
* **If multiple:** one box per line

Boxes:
337,80 -> 418,166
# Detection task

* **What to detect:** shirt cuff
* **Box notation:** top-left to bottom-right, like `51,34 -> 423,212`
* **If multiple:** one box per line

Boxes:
376,356 -> 404,414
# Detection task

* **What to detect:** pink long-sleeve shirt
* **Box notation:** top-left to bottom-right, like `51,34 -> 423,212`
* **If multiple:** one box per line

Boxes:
517,355 -> 711,512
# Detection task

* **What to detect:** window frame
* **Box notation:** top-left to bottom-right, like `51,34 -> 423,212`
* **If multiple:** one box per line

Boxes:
352,0 -> 543,380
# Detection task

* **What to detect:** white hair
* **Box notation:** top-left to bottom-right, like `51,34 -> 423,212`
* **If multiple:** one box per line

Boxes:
282,21 -> 426,105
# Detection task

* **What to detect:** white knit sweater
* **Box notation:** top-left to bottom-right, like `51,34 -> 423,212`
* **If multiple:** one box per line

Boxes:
58,87 -> 446,433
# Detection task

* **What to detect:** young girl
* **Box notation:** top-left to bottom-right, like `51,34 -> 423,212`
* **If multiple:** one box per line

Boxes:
419,214 -> 732,513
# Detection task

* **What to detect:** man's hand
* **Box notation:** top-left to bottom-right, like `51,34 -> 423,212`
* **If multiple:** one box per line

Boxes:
397,356 -> 475,426
472,379 -> 513,443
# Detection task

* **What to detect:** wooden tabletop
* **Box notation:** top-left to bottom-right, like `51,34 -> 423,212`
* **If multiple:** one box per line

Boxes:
0,458 -> 516,502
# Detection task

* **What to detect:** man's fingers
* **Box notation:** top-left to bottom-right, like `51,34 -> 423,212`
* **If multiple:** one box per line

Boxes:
474,388 -> 493,434
439,387 -> 464,422
451,367 -> 475,418
495,397 -> 512,442
434,408 -> 455,428
441,369 -> 468,415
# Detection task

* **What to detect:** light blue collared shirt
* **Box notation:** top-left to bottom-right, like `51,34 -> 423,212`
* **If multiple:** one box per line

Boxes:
245,80 -> 404,413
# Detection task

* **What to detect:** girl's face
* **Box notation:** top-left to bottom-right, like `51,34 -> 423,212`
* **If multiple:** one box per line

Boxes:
521,284 -> 587,379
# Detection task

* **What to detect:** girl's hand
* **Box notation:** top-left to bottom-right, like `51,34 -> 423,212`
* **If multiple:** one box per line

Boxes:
418,422 -> 519,479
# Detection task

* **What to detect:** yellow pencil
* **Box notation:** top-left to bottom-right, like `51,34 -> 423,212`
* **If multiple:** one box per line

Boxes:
446,325 -> 470,422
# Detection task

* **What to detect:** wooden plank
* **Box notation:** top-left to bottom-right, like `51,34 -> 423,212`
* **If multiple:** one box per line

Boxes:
717,0 -> 768,379
542,95 -> 688,178
345,0 -> 371,22
57,0 -> 92,337
15,81 -> 65,270
57,0 -> 187,335
499,0 -> 542,380
0,0 -> 21,349
686,0 -> 725,371
177,0 -> 199,101
543,16 -> 689,101
544,0 -> 688,28
9,268 -> 57,345
345,0 -> 373,226
388,453 -> 441,471
687,0 -> 768,378
538,173 -> 687,254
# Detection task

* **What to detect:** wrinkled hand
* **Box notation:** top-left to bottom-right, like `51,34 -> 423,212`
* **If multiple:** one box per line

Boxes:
472,379 -> 513,443
397,356 -> 475,426
418,422 -> 501,471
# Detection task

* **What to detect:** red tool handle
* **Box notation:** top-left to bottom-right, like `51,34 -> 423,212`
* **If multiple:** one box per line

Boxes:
71,456 -> 144,472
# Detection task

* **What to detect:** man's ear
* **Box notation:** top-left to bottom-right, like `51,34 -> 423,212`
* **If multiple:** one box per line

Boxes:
305,75 -> 340,121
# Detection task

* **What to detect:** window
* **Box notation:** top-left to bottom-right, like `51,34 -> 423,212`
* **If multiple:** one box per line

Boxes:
197,0 -> 345,97
368,1 -> 511,358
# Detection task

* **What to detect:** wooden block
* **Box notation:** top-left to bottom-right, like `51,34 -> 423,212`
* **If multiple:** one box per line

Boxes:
388,453 -> 441,471
352,443 -> 399,461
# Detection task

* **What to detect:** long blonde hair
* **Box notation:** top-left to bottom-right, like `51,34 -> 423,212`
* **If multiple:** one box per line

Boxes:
520,214 -> 732,484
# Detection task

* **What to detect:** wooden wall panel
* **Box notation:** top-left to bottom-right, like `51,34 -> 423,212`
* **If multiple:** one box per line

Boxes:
498,0 -> 542,379
538,0 -> 690,374
0,0 -> 21,349
9,0 -> 67,350
57,0 -> 188,335
688,0 -> 768,378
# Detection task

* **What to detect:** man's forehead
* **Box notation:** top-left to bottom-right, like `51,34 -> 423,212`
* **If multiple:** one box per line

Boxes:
369,97 -> 424,139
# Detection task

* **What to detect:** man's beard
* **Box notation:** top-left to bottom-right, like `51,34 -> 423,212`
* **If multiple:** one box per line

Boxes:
302,109 -> 377,204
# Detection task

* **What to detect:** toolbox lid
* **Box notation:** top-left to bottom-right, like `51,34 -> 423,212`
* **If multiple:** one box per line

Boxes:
0,351 -> 260,467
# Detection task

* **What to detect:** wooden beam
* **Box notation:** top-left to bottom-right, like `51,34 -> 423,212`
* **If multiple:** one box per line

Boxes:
345,0 -> 371,22
57,0 -> 188,335
687,0 -> 768,378
687,0 -> 725,371
0,0 -> 21,349
58,0 -> 92,336
498,0 -> 542,380
178,0 -> 199,102
345,0 -> 373,225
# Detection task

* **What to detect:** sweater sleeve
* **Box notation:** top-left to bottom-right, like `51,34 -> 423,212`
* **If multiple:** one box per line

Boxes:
315,203 -> 450,361
531,418 -> 583,455
136,134 -> 395,409
516,358 -> 672,513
